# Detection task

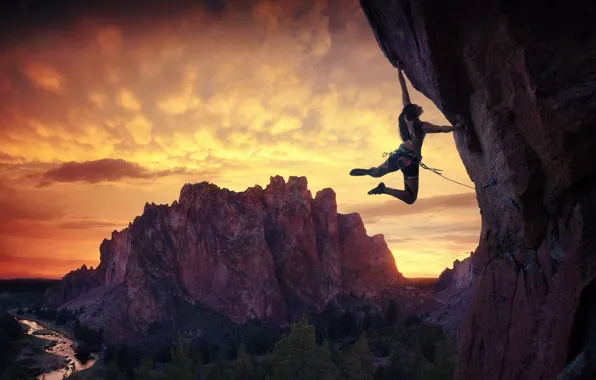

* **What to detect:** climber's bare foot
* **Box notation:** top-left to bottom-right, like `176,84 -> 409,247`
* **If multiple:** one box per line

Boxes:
368,182 -> 386,195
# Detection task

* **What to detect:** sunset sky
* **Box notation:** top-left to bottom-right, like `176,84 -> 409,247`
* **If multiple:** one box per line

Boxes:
0,0 -> 479,279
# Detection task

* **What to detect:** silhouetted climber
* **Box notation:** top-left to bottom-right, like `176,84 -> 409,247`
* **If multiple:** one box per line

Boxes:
350,68 -> 463,204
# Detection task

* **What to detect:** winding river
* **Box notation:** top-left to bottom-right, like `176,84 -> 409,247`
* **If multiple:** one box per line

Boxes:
19,319 -> 98,380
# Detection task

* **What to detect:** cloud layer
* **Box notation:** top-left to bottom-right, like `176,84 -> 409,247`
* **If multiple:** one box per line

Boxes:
0,0 -> 479,279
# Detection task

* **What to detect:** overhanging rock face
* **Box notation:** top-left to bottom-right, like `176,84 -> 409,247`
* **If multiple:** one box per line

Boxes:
359,0 -> 596,379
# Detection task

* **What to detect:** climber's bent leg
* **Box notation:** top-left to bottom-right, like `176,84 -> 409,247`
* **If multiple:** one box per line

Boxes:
398,163 -> 419,204
350,154 -> 400,178
350,165 -> 392,178
368,162 -> 420,204
372,179 -> 418,204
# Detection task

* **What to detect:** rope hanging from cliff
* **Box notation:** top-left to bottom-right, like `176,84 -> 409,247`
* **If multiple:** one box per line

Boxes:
419,162 -> 475,190
382,149 -> 476,190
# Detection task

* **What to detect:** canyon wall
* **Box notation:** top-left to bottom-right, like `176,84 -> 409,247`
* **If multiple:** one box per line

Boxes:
359,0 -> 596,379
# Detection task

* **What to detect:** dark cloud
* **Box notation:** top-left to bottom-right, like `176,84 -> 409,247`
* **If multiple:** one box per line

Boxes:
384,231 -> 478,247
408,220 -> 480,235
36,158 -> 201,187
57,218 -> 124,230
344,192 -> 478,218
0,0 -> 227,42
0,152 -> 24,163
441,234 -> 479,245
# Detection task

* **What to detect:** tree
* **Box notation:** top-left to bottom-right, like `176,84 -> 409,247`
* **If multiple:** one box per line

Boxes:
202,348 -> 230,380
164,332 -> 194,380
386,300 -> 398,326
230,342 -> 257,380
353,334 -> 374,378
341,334 -> 374,380
134,358 -> 155,380
386,341 -> 435,380
104,360 -> 128,380
56,309 -> 76,325
430,337 -> 455,380
267,314 -> 339,380
342,311 -> 358,337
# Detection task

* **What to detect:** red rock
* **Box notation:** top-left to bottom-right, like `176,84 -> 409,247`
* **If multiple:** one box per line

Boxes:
48,176 -> 404,343
360,0 -> 596,379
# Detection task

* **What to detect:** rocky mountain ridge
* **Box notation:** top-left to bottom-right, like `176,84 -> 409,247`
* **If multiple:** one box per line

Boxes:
47,176 -> 405,343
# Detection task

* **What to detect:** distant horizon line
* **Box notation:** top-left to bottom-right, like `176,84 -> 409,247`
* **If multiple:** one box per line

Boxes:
0,275 -> 441,281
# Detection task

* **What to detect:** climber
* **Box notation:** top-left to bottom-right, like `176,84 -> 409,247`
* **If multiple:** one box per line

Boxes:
349,67 -> 463,204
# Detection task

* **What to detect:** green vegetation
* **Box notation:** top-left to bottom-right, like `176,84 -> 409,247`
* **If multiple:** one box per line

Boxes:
0,281 -> 454,380
0,308 -> 25,374
267,315 -> 338,380
0,279 -> 58,311
0,307 -> 70,380
62,306 -> 455,380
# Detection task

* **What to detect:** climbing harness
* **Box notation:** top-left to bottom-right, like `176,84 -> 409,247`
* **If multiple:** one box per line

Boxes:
381,148 -> 476,190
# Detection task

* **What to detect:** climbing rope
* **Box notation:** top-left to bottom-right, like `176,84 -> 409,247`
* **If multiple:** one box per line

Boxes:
382,150 -> 475,190
419,162 -> 475,190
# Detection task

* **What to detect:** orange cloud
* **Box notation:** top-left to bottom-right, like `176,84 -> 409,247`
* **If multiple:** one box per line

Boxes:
117,88 -> 142,111
0,0 -> 480,279
23,63 -> 65,93
124,115 -> 153,145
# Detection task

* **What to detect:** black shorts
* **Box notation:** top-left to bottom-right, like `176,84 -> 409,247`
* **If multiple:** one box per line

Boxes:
385,153 -> 420,180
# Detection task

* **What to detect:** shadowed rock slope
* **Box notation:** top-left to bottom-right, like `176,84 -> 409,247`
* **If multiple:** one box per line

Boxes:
360,0 -> 596,379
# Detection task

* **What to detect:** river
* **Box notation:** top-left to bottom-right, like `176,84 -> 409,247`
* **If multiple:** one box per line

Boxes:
19,319 -> 98,380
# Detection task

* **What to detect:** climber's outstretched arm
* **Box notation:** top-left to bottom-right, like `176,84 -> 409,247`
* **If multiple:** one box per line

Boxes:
422,120 -> 464,133
398,68 -> 411,107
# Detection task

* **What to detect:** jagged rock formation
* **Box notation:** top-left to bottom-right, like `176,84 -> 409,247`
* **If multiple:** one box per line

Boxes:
435,252 -> 475,294
47,176 -> 403,343
360,0 -> 596,379
45,265 -> 100,307
426,253 -> 475,345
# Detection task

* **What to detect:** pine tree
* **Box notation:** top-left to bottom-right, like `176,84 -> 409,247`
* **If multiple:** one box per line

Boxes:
164,332 -> 194,380
341,346 -> 360,380
202,348 -> 230,380
104,360 -> 128,380
231,342 -> 257,380
267,314 -> 339,380
134,357 -> 155,380
353,334 -> 374,379
386,300 -> 397,326
341,334 -> 374,380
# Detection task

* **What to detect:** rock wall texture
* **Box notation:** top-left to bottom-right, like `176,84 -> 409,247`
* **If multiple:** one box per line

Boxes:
47,176 -> 403,343
428,253 -> 476,346
436,252 -> 475,293
360,0 -> 596,379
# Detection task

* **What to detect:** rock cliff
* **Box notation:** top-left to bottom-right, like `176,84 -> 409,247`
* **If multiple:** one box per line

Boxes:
47,176 -> 403,343
435,252 -> 475,294
360,0 -> 596,379
426,253 -> 476,345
